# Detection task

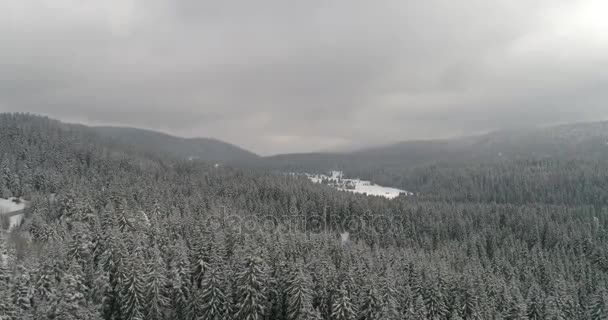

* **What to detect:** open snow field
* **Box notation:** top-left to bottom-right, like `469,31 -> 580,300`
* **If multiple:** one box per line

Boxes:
304,171 -> 411,199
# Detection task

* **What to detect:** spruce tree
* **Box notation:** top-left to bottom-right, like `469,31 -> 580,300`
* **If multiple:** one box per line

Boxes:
169,243 -> 191,320
285,266 -> 314,320
526,282 -> 545,320
145,251 -> 169,320
234,255 -> 267,320
407,295 -> 427,320
424,283 -> 448,320
378,269 -> 401,320
199,257 -> 227,320
120,256 -> 146,320
12,266 -> 33,319
357,283 -> 380,320
191,233 -> 210,289
50,265 -> 100,320
0,279 -> 16,320
331,284 -> 355,320
504,284 -> 527,320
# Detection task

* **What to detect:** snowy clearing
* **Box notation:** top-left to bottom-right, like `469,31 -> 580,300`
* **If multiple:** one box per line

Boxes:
302,171 -> 411,199
0,197 -> 26,213
0,197 -> 27,231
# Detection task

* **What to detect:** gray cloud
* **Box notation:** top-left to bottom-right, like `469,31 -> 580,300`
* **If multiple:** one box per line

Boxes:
1,0 -> 607,154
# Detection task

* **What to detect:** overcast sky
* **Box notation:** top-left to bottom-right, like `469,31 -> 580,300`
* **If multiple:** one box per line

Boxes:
1,0 -> 608,155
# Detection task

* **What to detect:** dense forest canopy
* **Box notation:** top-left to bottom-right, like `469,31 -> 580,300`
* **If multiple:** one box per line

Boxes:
0,113 -> 607,319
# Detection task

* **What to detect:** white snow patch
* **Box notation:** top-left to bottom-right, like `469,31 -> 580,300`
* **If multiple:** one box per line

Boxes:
302,171 -> 411,199
0,197 -> 27,231
0,198 -> 26,213
340,232 -> 350,244
7,215 -> 23,230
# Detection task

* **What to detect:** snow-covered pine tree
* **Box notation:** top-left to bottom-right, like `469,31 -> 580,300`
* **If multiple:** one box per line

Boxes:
58,191 -> 77,220
449,310 -> 465,320
526,282 -> 546,320
120,255 -> 146,320
100,202 -> 118,232
101,228 -> 127,320
150,200 -> 163,219
357,282 -> 381,320
1,158 -> 13,198
234,255 -> 267,320
199,256 -> 228,320
378,267 -> 401,320
67,222 -> 94,265
0,237 -> 13,285
88,267 -> 110,314
191,232 -> 211,289
116,199 -> 135,232
504,284 -> 527,320
12,266 -> 33,319
32,259 -> 56,315
331,284 -> 355,320
169,243 -> 191,320
409,295 -> 427,320
145,248 -> 169,320
544,293 -> 567,320
267,257 -> 288,320
460,280 -> 482,320
424,282 -> 448,320
544,277 -> 577,320
188,288 -> 204,320
285,265 -> 314,320
49,264 -> 100,320
0,273 -> 16,320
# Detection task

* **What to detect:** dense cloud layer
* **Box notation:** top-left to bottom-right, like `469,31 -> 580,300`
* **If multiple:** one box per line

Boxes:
1,0 -> 607,154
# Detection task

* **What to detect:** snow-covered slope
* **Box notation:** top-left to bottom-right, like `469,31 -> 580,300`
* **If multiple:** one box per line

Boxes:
0,197 -> 27,231
0,198 -> 25,212
304,171 -> 411,199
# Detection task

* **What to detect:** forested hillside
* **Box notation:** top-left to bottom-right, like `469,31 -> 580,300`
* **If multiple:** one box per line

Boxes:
1,113 -> 607,319
263,123 -> 608,206
92,126 -> 260,164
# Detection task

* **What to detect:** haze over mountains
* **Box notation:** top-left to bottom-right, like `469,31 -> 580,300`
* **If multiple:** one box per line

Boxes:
265,121 -> 608,168
3,0 -> 608,155
80,117 -> 608,172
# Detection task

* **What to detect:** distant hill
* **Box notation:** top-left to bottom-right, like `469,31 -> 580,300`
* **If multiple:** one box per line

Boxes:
2,112 -> 608,206
6,113 -> 608,180
256,121 -> 608,202
261,121 -> 608,172
91,126 -> 260,164
361,121 -> 608,163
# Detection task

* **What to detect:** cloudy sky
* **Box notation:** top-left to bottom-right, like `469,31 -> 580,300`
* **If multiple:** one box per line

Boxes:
1,0 -> 608,154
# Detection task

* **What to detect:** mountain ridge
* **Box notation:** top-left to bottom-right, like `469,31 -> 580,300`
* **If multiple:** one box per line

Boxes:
91,125 -> 260,164
3,113 -> 608,169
